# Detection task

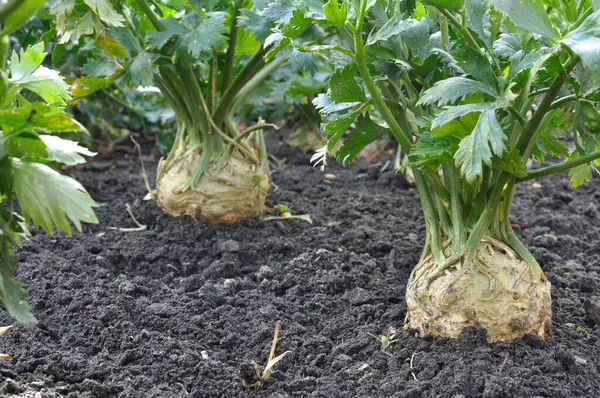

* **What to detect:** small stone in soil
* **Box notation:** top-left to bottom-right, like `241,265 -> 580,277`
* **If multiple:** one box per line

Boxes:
216,239 -> 240,253
331,354 -> 353,370
223,278 -> 238,289
258,265 -> 274,280
286,377 -> 317,392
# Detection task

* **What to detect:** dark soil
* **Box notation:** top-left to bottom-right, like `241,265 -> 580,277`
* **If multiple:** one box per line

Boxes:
1,130 -> 600,398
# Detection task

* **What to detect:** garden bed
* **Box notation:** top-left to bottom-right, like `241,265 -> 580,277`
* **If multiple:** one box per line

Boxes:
1,131 -> 600,397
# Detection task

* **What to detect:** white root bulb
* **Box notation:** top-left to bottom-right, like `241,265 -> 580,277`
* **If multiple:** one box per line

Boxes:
406,243 -> 552,343
156,151 -> 271,224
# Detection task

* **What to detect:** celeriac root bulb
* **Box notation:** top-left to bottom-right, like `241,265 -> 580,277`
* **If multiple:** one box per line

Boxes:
406,243 -> 551,343
156,151 -> 270,224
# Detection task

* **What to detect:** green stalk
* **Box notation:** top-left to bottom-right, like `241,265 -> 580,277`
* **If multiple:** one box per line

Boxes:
221,0 -> 244,94
208,51 -> 218,112
493,53 -> 582,230
134,0 -> 165,31
355,0 -> 444,263
0,34 -> 9,70
213,47 -> 265,126
443,162 -> 466,254
516,54 -> 580,156
517,149 -> 600,182
463,173 -> 511,261
549,94 -> 578,110
0,0 -> 22,25
439,9 -> 501,87
228,52 -> 289,121
156,70 -> 192,124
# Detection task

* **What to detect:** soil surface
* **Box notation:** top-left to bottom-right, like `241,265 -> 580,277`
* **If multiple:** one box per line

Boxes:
1,130 -> 600,398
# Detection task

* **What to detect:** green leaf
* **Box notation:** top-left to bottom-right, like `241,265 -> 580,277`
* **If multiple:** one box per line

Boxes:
39,136 -> 96,165
11,159 -> 98,236
97,36 -> 128,59
0,250 -> 37,325
186,14 -> 228,57
9,43 -> 71,105
417,77 -> 497,106
493,33 -> 522,58
289,49 -> 317,75
147,19 -> 186,49
491,149 -> 527,177
432,102 -> 496,129
72,75 -> 114,98
0,103 -> 86,134
398,18 -> 431,59
410,132 -> 460,163
366,15 -> 410,46
329,63 -> 366,103
490,0 -> 557,40
451,46 -> 496,89
568,153 -> 593,188
283,8 -> 312,39
323,109 -> 361,151
83,0 -> 124,27
421,0 -> 464,13
9,43 -> 45,82
562,10 -> 600,70
3,131 -> 47,159
313,93 -> 360,114
336,113 -> 390,164
466,0 -> 488,44
432,112 -> 480,138
128,52 -> 158,87
261,0 -> 296,24
454,109 -> 506,182
81,53 -> 116,77
539,130 -> 569,158
323,0 -> 347,26
239,9 -> 273,42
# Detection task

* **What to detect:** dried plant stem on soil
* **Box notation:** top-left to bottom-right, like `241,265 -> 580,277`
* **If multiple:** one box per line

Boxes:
0,325 -> 13,360
241,320 -> 291,390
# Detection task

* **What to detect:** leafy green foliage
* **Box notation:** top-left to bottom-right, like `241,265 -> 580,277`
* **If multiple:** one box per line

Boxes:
0,1 -> 98,325
12,160 -> 98,234
490,0 -> 557,40
417,77 -> 496,106
454,109 -> 506,182
562,10 -> 600,69
9,43 -> 71,104
285,0 -> 600,272
337,113 -> 390,164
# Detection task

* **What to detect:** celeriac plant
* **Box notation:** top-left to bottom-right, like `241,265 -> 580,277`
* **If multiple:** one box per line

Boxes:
0,1 -> 98,324
283,0 -> 600,342
49,0 -> 322,223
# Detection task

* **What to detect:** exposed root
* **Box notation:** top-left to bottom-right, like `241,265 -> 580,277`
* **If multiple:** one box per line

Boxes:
406,242 -> 552,342
156,150 -> 270,224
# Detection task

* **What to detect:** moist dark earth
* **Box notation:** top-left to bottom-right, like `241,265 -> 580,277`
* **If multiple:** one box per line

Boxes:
1,130 -> 600,398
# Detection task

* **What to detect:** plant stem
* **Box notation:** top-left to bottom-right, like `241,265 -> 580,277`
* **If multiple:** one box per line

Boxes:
517,53 -> 580,157
355,0 -> 444,263
517,149 -> 600,182
135,0 -> 165,31
0,0 -> 21,25
213,47 -> 265,126
439,8 -> 501,88
550,94 -> 578,110
222,0 -> 243,94
443,162 -> 466,254
0,34 -> 9,70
